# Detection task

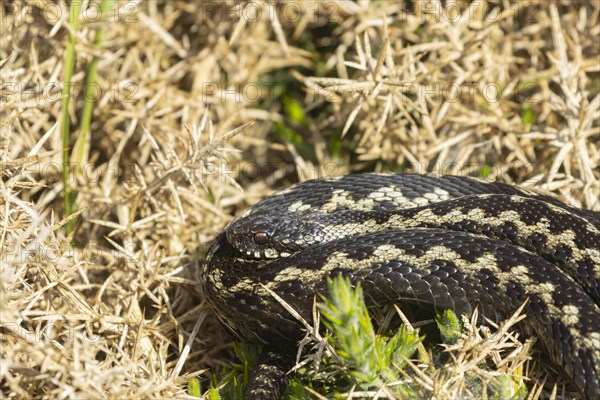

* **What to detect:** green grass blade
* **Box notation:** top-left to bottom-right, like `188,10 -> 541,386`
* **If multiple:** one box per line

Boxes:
76,0 -> 116,167
60,0 -> 83,235
65,0 -> 116,233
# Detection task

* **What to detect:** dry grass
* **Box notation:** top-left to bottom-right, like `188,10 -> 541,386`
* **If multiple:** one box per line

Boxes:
1,0 -> 598,398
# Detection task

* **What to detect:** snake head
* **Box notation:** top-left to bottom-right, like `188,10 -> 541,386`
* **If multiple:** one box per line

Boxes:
225,211 -> 325,259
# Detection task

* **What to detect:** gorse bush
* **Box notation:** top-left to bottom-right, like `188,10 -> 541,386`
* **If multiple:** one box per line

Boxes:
317,276 -> 422,394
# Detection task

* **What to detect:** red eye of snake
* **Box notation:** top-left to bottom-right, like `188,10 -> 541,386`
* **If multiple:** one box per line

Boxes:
253,232 -> 269,245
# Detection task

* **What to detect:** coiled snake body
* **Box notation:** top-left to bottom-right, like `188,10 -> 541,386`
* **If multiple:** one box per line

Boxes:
202,174 -> 600,399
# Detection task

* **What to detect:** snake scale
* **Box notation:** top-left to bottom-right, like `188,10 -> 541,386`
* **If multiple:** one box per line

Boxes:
201,173 -> 600,399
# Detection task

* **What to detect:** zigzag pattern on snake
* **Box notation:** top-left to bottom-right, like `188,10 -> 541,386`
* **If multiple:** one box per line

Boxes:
201,173 -> 600,399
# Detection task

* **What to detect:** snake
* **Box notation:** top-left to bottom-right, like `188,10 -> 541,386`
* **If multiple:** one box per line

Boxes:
201,173 -> 600,399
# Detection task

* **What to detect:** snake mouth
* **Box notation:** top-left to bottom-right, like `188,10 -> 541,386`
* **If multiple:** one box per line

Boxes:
225,225 -> 295,260
225,211 -> 325,260
243,247 -> 290,259
228,233 -> 297,259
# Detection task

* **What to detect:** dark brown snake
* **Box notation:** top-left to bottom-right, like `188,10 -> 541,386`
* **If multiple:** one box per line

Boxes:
201,173 -> 600,399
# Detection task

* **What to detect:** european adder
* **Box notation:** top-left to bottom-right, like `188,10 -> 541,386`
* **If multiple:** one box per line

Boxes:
201,173 -> 600,399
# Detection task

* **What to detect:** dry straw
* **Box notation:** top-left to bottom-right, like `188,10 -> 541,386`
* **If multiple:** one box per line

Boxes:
1,0 -> 598,398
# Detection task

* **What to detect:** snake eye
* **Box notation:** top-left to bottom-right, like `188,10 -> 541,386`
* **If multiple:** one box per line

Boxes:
253,232 -> 269,245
